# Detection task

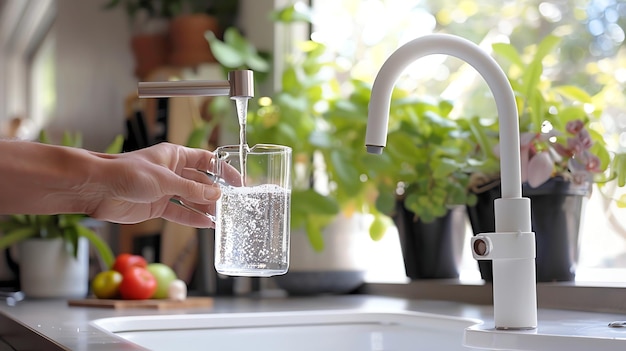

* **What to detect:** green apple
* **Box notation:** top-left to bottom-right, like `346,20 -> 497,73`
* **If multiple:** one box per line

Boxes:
146,263 -> 177,299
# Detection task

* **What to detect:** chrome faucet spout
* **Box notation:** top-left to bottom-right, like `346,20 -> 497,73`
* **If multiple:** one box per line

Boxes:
137,70 -> 254,99
365,33 -> 537,330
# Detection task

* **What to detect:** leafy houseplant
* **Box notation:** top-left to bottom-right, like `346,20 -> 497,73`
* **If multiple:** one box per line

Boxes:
104,0 -> 240,78
469,35 -> 619,189
205,4 -> 479,281
371,96 -> 478,223
466,35 -> 625,281
367,96 -> 480,280
0,132 -> 121,270
206,12 -> 395,292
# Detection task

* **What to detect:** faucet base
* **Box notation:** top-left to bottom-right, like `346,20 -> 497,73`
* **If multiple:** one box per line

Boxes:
472,232 -> 537,330
495,326 -> 537,331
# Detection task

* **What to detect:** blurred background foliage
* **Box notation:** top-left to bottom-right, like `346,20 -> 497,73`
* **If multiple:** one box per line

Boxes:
311,0 -> 626,153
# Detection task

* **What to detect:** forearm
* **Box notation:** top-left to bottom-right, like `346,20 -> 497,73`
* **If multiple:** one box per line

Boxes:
0,140 -> 104,215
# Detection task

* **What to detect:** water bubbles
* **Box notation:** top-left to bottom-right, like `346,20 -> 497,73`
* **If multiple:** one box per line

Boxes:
215,184 -> 290,276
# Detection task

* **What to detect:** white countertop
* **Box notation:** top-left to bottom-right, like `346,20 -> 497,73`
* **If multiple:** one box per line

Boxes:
0,294 -> 625,350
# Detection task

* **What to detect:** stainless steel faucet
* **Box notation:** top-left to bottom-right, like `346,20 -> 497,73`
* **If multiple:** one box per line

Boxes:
137,70 -> 254,99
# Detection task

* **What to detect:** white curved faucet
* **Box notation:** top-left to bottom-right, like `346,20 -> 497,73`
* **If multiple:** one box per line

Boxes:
365,33 -> 537,330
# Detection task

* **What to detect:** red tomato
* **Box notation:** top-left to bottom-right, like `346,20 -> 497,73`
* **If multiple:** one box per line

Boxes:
119,266 -> 157,300
112,253 -> 147,274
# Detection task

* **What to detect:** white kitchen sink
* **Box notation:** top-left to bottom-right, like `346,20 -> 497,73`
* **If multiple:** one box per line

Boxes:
91,309 -> 626,351
91,310 -> 481,351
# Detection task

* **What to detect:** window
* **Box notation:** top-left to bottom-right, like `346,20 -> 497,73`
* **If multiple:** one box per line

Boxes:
0,0 -> 56,139
311,0 -> 626,283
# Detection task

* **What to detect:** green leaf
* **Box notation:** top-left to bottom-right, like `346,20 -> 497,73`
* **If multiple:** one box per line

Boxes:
527,87 -> 545,131
105,135 -> 124,154
63,226 -> 79,258
62,131 -> 82,148
270,3 -> 313,24
492,42 -> 523,67
76,224 -> 115,269
291,189 -> 340,216
186,124 -> 211,148
205,31 -> 245,68
432,158 -> 460,178
305,219 -> 324,252
438,100 -> 454,117
553,85 -> 593,104
38,130 -> 50,144
276,93 -> 308,113
281,67 -> 300,91
245,52 -> 270,73
615,153 -> 626,187
329,150 -> 361,195
369,214 -> 392,241
386,132 -> 420,161
0,227 -> 37,250
534,35 -> 560,63
375,188 -> 397,216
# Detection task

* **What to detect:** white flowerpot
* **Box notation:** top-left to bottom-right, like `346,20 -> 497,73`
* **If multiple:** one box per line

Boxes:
18,237 -> 89,299
274,213 -> 373,295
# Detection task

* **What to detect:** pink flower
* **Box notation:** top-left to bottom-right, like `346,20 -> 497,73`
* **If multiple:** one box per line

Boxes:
584,152 -> 601,172
527,151 -> 554,188
566,120 -> 584,134
553,142 -> 572,158
513,119 -> 601,188
566,129 -> 593,156
576,129 -> 593,150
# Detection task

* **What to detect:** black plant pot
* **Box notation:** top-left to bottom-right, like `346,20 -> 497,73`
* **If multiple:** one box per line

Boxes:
467,177 -> 590,282
393,202 -> 465,280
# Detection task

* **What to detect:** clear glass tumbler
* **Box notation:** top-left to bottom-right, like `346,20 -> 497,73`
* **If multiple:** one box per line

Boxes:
212,144 -> 292,277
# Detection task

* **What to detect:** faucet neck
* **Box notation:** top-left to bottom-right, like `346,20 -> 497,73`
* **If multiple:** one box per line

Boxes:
366,33 -> 522,199
137,70 -> 254,99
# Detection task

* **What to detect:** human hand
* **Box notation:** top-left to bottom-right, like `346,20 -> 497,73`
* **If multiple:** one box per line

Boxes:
87,143 -> 227,228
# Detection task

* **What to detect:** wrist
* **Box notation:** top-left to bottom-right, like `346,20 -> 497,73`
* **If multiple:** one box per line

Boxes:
0,141 -> 102,214
44,145 -> 107,214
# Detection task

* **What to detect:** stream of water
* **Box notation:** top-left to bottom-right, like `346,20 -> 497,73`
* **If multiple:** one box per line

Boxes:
234,97 -> 250,186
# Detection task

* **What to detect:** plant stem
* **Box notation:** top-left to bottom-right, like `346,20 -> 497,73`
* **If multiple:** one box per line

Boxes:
0,227 -> 37,249
76,225 -> 115,269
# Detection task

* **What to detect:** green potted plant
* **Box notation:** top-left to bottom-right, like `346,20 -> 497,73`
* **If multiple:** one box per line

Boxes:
204,4 -> 482,285
166,0 -> 239,67
466,34 -> 625,282
368,95 -> 479,279
103,0 -> 179,79
204,5 -> 386,293
104,0 -> 240,77
0,132 -> 120,298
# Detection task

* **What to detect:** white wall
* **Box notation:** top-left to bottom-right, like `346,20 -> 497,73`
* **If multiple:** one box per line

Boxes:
51,0 -> 134,151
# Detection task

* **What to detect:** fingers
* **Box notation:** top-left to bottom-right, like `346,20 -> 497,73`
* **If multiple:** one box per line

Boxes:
159,167 -> 220,204
168,144 -> 242,187
178,145 -> 217,172
218,161 -> 243,186
181,168 -> 214,185
161,200 -> 216,228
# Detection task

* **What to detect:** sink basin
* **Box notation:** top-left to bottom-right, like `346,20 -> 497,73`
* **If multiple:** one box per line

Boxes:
91,310 -> 480,351
91,308 -> 626,350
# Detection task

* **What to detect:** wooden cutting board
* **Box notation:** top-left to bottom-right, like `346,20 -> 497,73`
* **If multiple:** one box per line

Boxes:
67,296 -> 214,310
